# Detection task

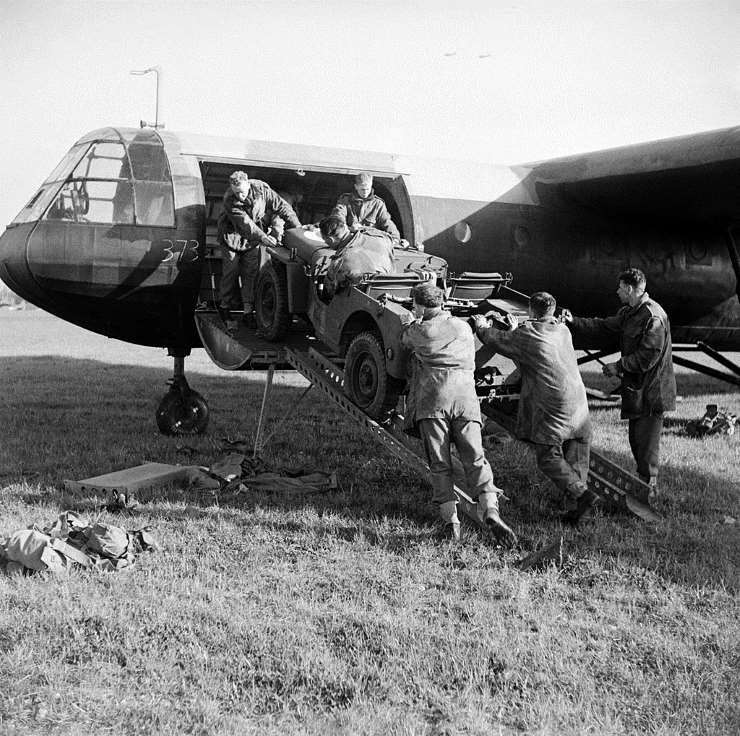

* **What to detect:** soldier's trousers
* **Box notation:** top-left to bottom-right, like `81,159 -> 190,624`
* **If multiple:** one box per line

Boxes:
534,438 -> 590,498
219,246 -> 260,310
628,414 -> 663,483
418,417 -> 495,505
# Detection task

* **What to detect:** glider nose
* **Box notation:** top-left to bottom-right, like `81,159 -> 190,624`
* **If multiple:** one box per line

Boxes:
0,223 -> 43,306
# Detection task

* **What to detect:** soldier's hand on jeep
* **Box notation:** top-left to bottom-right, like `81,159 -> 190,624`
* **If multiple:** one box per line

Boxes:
224,233 -> 245,251
504,314 -> 518,330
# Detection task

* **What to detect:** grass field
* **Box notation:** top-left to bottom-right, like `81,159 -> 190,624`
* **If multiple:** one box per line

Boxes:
0,310 -> 738,736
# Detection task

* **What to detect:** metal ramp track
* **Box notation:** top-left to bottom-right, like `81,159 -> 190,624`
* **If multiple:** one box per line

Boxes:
285,347 -> 660,524
284,347 -> 486,530
480,404 -> 660,522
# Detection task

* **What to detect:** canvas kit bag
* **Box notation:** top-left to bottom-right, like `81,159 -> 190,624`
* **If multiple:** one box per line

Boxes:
1,512 -> 157,576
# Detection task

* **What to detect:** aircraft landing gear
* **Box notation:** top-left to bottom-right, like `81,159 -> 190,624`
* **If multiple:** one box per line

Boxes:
156,353 -> 209,435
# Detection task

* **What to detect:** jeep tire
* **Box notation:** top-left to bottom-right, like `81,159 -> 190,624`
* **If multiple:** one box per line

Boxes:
344,331 -> 402,419
254,262 -> 290,341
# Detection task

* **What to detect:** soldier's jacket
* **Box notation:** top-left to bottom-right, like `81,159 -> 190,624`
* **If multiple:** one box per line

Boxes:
570,293 -> 676,417
331,189 -> 400,241
218,181 -> 301,250
478,317 -> 591,445
401,309 -> 482,431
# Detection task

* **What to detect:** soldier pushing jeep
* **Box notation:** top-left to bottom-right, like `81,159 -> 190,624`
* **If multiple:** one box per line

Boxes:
473,292 -> 596,524
402,282 -> 517,545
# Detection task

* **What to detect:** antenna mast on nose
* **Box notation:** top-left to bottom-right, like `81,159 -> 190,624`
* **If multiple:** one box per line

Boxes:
130,66 -> 165,129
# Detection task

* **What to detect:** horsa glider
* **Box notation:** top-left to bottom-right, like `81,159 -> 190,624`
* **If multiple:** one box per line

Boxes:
1,125 -> 738,429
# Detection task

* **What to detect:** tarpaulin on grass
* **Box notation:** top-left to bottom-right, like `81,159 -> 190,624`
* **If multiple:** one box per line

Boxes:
184,442 -> 337,499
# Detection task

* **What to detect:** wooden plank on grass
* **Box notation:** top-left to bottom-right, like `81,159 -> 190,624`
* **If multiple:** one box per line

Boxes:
63,462 -> 193,494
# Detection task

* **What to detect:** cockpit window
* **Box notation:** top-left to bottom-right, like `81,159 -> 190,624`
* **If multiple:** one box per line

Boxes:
72,142 -> 130,180
44,144 -> 90,184
13,186 -> 59,224
127,135 -> 174,225
39,135 -> 175,227
128,139 -> 170,182
11,144 -> 90,224
46,180 -> 135,224
132,181 -> 173,226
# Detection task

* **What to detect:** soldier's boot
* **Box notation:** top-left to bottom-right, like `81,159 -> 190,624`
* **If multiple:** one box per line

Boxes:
476,491 -> 517,547
439,500 -> 461,543
648,479 -> 658,505
639,475 -> 658,505
561,483 -> 597,526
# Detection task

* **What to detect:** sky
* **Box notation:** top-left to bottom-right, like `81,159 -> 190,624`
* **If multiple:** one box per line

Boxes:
0,0 -> 738,229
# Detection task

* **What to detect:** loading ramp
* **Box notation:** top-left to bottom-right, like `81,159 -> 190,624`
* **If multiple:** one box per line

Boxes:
195,308 -> 337,371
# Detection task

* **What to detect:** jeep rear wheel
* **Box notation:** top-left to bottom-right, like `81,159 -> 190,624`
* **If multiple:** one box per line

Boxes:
344,331 -> 402,419
254,262 -> 290,341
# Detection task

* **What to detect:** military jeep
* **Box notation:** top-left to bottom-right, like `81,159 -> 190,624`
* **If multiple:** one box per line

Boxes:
253,227 -> 513,418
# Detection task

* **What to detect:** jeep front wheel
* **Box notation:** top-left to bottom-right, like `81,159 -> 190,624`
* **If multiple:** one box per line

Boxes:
254,262 -> 290,341
344,331 -> 402,419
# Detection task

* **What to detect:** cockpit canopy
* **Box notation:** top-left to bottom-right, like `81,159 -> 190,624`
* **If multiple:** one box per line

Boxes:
12,128 -> 175,228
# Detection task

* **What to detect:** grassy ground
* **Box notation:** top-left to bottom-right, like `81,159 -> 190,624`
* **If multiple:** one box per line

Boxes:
0,310 -> 738,736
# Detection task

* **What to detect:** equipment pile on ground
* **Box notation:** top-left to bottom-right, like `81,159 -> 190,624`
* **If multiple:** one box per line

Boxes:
0,511 -> 158,576
184,439 -> 337,498
684,404 -> 737,438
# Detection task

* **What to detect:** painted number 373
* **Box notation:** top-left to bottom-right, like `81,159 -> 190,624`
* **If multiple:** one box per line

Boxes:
157,239 -> 199,265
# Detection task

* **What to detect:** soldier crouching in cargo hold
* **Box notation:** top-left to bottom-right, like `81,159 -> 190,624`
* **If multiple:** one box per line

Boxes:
217,171 -> 301,329
401,283 -> 517,545
472,292 -> 596,524
563,268 -> 676,501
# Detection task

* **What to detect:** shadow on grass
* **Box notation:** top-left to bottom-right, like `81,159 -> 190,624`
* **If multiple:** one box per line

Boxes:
524,442 -> 739,592
581,367 -> 740,397
2,356 -> 738,590
17,478 -> 438,558
582,369 -> 739,421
